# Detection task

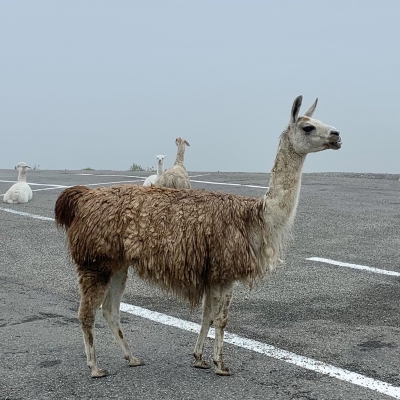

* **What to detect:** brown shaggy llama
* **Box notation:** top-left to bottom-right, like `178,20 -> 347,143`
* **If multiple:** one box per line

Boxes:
156,137 -> 191,189
55,96 -> 341,378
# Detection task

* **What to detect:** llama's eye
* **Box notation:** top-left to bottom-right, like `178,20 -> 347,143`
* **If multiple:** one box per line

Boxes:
302,125 -> 315,134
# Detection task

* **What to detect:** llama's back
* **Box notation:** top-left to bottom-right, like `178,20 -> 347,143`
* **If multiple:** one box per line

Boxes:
58,184 -> 267,306
143,174 -> 157,186
3,182 -> 32,204
156,165 -> 191,189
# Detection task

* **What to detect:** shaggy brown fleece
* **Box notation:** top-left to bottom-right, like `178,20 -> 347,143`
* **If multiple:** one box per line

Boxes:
55,184 -> 268,306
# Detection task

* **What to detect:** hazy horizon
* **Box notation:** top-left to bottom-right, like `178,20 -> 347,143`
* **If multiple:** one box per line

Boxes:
1,1 -> 399,174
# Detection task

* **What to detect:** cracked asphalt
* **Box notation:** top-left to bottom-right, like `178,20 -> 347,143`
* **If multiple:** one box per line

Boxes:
0,169 -> 399,400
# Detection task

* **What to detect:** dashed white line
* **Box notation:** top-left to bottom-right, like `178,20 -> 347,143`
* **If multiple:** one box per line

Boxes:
0,207 -> 55,221
73,173 -> 267,189
0,180 -> 66,187
120,302 -> 400,399
76,173 -> 145,179
31,187 -> 68,193
75,173 -> 212,179
85,180 -> 143,187
0,180 -> 144,196
307,257 -> 400,277
187,174 -> 211,178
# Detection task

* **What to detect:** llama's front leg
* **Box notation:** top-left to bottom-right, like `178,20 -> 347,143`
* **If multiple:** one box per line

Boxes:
193,289 -> 212,369
102,268 -> 143,367
211,283 -> 233,376
78,272 -> 109,378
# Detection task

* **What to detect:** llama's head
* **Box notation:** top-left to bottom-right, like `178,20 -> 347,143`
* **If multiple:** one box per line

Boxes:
156,154 -> 167,165
175,137 -> 190,147
15,162 -> 32,171
287,96 -> 342,155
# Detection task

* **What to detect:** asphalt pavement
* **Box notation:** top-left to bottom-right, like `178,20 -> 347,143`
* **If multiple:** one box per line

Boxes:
0,169 -> 399,400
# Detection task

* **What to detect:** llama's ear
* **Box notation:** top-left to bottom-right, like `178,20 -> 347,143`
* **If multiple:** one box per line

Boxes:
291,95 -> 303,124
185,140 -> 190,146
304,98 -> 318,118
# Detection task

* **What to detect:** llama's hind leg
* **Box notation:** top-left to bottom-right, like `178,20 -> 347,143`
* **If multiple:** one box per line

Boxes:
102,268 -> 143,367
211,283 -> 233,376
78,271 -> 110,378
193,289 -> 212,369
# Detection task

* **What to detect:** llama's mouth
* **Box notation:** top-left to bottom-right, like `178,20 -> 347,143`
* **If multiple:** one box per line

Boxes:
327,136 -> 342,150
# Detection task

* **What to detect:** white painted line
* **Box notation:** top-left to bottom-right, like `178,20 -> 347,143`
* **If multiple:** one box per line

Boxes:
85,180 -> 143,187
74,173 -> 267,188
307,257 -> 400,277
191,179 -> 268,189
76,173 -> 145,180
0,180 -> 144,196
31,187 -> 68,193
188,174 -> 211,178
120,302 -> 400,399
76,173 -> 211,179
0,180 -> 66,187
40,180 -> 143,190
0,207 -> 55,221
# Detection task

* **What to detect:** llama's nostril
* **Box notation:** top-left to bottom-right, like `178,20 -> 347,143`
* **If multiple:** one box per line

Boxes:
331,130 -> 340,136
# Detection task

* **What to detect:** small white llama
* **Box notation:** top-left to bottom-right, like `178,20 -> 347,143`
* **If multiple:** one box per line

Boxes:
3,162 -> 33,204
143,155 -> 167,186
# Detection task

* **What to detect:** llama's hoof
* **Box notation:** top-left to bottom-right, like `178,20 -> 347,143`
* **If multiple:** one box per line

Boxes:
214,361 -> 231,376
192,359 -> 211,369
215,367 -> 231,376
125,355 -> 144,367
90,368 -> 107,378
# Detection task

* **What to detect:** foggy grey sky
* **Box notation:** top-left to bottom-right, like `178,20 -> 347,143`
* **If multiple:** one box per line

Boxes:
1,1 -> 399,174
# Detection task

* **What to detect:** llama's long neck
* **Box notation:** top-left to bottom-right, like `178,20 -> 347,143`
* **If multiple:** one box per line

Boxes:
174,144 -> 186,166
17,169 -> 27,182
156,160 -> 164,177
263,129 -> 306,230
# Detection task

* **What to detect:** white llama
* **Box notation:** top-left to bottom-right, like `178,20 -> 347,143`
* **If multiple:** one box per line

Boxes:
156,137 -> 191,189
143,155 -> 167,186
3,162 -> 33,204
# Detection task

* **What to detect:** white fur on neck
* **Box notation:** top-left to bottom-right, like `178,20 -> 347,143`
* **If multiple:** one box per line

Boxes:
18,168 -> 28,182
157,160 -> 164,177
174,144 -> 186,166
261,128 -> 307,268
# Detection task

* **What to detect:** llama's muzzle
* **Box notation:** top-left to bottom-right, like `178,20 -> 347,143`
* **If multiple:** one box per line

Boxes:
327,133 -> 342,150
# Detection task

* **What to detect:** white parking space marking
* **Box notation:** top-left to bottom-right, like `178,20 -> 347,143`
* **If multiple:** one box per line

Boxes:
73,173 -> 266,189
1,180 -> 144,196
0,208 -> 55,221
1,176 -> 267,197
0,181 -> 68,197
31,187 -> 68,193
75,173 -> 211,179
307,257 -> 400,277
76,173 -> 145,179
0,180 -> 65,187
188,174 -> 211,178
121,302 -> 400,399
85,180 -> 143,187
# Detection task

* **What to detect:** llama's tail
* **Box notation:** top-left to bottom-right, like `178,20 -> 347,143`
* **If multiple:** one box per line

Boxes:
54,185 -> 90,229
